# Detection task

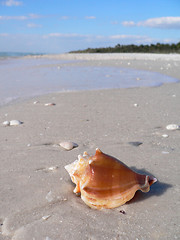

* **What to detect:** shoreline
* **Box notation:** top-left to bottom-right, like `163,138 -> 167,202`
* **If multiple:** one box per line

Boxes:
28,52 -> 180,80
1,53 -> 180,108
0,55 -> 180,239
36,52 -> 180,61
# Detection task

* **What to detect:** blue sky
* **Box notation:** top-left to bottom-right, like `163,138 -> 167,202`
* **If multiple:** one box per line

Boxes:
0,0 -> 180,53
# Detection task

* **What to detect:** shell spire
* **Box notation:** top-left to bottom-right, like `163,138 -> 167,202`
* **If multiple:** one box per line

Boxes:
65,149 -> 157,209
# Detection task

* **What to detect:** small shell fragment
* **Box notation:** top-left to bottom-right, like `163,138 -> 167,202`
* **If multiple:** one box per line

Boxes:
2,121 -> 10,126
46,191 -> 54,202
44,103 -> 56,106
3,120 -> 23,126
59,141 -> 78,151
162,134 -> 169,138
162,151 -> 169,154
33,101 -> 39,104
48,166 -> 58,171
45,237 -> 52,240
166,124 -> 180,130
9,120 -> 23,126
42,215 -> 51,221
133,103 -> 138,107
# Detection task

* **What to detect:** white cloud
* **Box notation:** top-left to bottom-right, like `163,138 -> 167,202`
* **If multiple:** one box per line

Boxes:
108,34 -> 153,43
60,16 -> 70,20
109,34 -> 140,39
28,13 -> 41,19
44,33 -> 89,38
0,14 -> 41,21
85,16 -> 96,20
138,17 -> 180,29
95,35 -> 105,39
122,17 -> 180,29
27,23 -> 42,28
2,0 -> 22,6
0,15 -> 27,20
43,33 -> 154,45
122,21 -> 135,27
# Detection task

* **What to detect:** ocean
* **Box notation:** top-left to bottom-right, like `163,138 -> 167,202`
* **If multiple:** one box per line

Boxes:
0,53 -> 178,106
0,52 -> 43,59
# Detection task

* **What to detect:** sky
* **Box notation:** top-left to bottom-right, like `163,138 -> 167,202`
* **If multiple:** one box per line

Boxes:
0,0 -> 180,53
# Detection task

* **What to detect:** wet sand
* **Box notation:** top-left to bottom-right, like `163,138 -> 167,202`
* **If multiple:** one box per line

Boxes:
1,53 -> 179,107
0,54 -> 180,240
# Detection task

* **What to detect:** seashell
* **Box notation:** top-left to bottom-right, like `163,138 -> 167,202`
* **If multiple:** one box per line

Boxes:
44,103 -> 56,106
166,124 -> 180,130
48,166 -> 58,171
60,141 -> 78,151
133,103 -> 138,107
162,151 -> 169,154
42,215 -> 51,221
162,134 -> 169,138
45,237 -> 52,240
46,191 -> 54,202
65,148 -> 157,209
2,121 -> 10,126
9,120 -> 23,126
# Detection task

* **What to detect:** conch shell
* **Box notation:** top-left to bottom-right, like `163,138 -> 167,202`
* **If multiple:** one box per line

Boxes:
65,148 -> 157,209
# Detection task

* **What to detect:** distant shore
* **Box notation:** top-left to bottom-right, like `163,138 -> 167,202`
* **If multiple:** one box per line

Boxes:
31,52 -> 180,80
69,42 -> 180,54
38,52 -> 180,61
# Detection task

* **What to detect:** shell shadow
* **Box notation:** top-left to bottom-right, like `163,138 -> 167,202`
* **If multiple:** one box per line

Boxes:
127,167 -> 172,205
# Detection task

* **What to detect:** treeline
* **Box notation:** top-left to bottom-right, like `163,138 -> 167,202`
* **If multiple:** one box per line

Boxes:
70,42 -> 180,54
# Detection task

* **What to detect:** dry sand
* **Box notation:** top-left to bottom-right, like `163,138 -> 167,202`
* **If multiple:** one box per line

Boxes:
0,54 -> 180,240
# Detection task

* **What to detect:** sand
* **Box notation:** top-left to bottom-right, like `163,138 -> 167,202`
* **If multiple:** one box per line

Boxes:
0,53 -> 180,240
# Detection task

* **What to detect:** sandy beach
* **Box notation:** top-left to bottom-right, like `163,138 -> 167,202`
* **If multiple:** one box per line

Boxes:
0,53 -> 180,240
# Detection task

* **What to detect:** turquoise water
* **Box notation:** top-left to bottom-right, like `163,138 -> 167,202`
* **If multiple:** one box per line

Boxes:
0,56 -> 178,106
0,52 -> 43,58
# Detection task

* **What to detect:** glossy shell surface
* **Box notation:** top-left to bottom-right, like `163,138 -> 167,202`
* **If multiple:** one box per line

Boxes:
65,148 -> 157,209
60,141 -> 78,151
